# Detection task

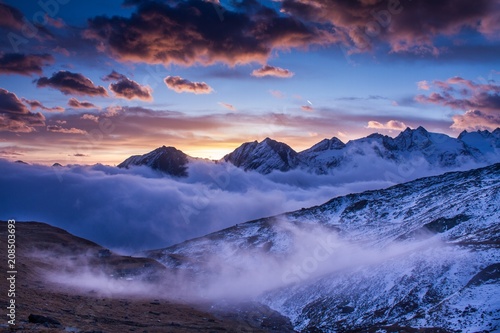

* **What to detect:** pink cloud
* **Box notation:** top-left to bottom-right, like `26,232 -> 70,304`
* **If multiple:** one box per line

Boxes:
164,76 -> 213,94
0,88 -> 45,133
451,110 -> 500,131
22,98 -> 64,113
415,75 -> 500,131
251,65 -> 294,78
366,120 -> 408,131
46,125 -> 87,135
417,80 -> 430,91
270,90 -> 285,99
81,114 -> 99,123
218,102 -> 236,111
68,98 -> 97,109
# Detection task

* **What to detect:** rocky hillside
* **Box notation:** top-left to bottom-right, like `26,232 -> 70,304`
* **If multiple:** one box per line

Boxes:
145,163 -> 500,332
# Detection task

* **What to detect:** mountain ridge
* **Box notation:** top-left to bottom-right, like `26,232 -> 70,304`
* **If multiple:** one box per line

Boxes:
117,127 -> 499,176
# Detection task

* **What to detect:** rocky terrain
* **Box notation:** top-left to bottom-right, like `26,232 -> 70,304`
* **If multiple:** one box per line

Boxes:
0,222 -> 294,332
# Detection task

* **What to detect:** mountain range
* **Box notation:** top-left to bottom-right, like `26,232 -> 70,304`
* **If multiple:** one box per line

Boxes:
118,127 -> 500,176
145,162 -> 500,332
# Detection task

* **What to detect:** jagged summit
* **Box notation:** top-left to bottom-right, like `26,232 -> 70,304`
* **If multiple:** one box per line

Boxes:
458,128 -> 500,154
300,137 -> 345,154
223,137 -> 300,174
118,145 -> 189,177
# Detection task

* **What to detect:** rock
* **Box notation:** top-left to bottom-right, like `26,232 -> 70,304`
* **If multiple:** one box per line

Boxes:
28,314 -> 62,327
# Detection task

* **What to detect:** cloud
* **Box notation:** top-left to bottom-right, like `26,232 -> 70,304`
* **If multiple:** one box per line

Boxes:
251,65 -> 294,78
36,71 -> 108,97
102,70 -> 126,82
164,76 -> 213,94
109,77 -> 153,101
417,80 -> 430,91
415,76 -> 500,130
0,3 -> 25,30
84,0 -> 333,66
45,15 -> 65,29
281,0 -> 500,55
0,88 -> 45,133
0,159 -> 409,251
68,98 -> 97,109
53,47 -> 70,57
46,125 -> 87,135
22,98 -> 64,113
451,110 -> 500,131
0,53 -> 54,76
218,102 -> 236,111
80,114 -> 99,123
367,120 -> 408,131
301,105 -> 314,112
0,142 -> 490,254
270,90 -> 285,99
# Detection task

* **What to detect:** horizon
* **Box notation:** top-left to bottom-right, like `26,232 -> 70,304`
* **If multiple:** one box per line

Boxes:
4,125 -> 498,166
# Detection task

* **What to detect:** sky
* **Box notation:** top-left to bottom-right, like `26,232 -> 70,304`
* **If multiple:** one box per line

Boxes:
0,0 -> 499,165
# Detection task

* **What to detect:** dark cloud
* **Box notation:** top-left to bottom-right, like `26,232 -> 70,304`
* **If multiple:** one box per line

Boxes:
0,88 -> 45,133
102,71 -> 153,101
281,0 -> 500,54
110,78 -> 153,101
68,98 -> 97,109
102,70 -> 127,81
21,98 -> 64,112
164,76 -> 213,94
415,76 -> 500,130
0,3 -> 25,30
36,71 -> 108,97
0,53 -> 54,76
84,0 -> 333,66
251,65 -> 295,78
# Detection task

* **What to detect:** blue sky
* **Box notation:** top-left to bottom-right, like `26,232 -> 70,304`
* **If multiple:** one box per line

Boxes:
0,0 -> 499,164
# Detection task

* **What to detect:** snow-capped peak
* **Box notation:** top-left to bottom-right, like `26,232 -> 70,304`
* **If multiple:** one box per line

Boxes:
223,137 -> 300,174
117,145 -> 190,176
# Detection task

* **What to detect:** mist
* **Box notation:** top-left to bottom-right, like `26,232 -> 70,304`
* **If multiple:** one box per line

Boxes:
0,154 -> 487,252
40,220 -> 448,305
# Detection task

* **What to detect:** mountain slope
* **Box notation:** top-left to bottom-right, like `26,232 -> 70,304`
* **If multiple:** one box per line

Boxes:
0,221 -> 294,333
145,163 -> 500,332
